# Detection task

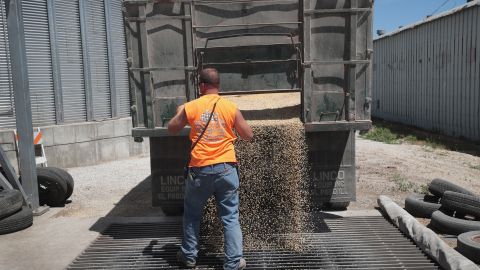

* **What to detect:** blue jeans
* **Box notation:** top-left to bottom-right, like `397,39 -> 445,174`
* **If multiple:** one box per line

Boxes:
181,163 -> 243,270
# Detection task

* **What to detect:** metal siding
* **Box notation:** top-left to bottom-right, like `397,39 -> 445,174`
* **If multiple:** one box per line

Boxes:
85,0 -> 111,120
394,34 -> 398,121
108,0 -> 130,117
433,20 -> 439,131
468,8 -> 475,139
423,23 -> 429,128
416,26 -> 422,127
373,4 -> 480,141
372,36 -> 378,117
438,17 -> 444,134
394,35 -> 398,121
453,12 -> 460,136
22,0 -> 56,126
431,20 -> 436,131
385,38 -> 388,118
468,8 -> 476,139
0,0 -> 15,129
446,14 -> 454,134
53,0 -> 87,123
472,8 -> 480,138
426,21 -> 433,131
403,29 -> 408,124
459,10 -> 466,137
463,9 -> 471,138
407,28 -> 412,125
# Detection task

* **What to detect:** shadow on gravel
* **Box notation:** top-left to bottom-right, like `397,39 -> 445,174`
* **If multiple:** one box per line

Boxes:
88,174 -> 168,232
102,175 -> 158,217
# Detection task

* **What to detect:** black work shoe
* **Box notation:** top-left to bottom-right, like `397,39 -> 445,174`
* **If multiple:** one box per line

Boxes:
177,250 -> 196,268
238,258 -> 246,270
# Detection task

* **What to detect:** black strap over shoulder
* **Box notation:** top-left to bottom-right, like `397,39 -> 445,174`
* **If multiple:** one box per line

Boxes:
186,98 -> 221,166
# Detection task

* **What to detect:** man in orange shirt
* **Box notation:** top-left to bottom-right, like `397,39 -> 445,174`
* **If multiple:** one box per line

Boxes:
168,68 -> 253,270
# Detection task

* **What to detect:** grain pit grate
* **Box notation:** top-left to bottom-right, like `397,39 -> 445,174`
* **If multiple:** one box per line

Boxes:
68,216 -> 440,269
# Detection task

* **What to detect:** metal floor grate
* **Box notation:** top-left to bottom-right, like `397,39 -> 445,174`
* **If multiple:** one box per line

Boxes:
68,216 -> 440,269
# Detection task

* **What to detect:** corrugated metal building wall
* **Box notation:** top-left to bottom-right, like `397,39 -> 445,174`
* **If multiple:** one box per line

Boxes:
372,2 -> 479,142
52,0 -> 87,123
0,0 -> 130,130
107,0 -> 130,117
23,0 -> 57,126
0,0 -> 15,128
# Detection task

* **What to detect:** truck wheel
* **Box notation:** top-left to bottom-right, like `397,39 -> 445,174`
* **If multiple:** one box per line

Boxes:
0,190 -> 23,219
457,231 -> 480,264
46,167 -> 74,200
441,191 -> 480,219
37,168 -> 68,207
428,178 -> 475,198
405,193 -> 441,218
325,202 -> 350,210
0,206 -> 33,235
430,210 -> 480,235
162,206 -> 183,216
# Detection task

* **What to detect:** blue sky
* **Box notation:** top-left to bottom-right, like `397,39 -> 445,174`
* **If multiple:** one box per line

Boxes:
374,0 -> 468,37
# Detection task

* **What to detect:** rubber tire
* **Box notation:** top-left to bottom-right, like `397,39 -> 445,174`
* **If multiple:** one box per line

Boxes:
46,167 -> 74,200
37,167 -> 68,207
0,189 -> 23,219
430,210 -> 480,235
457,231 -> 480,264
428,178 -> 475,198
325,201 -> 350,211
441,191 -> 480,219
405,193 -> 441,218
0,206 -> 33,235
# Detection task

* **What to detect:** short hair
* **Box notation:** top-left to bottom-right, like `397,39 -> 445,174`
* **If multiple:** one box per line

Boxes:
199,68 -> 220,86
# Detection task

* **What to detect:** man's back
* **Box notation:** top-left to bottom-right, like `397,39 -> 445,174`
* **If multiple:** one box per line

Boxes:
184,94 -> 238,167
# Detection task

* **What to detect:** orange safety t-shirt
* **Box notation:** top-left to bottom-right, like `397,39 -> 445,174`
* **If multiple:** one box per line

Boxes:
184,94 -> 238,167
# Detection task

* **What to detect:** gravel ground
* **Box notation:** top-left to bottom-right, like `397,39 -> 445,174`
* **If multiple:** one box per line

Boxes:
53,154 -> 155,218
353,135 -> 480,210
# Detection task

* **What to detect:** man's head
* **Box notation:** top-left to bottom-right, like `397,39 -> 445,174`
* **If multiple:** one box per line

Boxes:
199,68 -> 220,96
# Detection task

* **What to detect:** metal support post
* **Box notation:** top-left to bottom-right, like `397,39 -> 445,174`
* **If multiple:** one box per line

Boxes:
138,3 -> 154,128
302,0 -> 312,122
104,0 -> 118,117
123,5 -> 140,127
47,0 -> 64,124
79,0 -> 93,121
345,0 -> 358,121
183,1 -> 195,101
5,0 -> 40,211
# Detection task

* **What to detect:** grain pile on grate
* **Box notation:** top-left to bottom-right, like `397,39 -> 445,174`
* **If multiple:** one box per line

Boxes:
200,119 -> 310,251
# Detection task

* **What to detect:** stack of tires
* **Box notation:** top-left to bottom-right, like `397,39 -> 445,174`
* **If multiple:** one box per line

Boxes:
0,189 -> 33,235
0,167 -> 74,235
37,167 -> 74,207
405,178 -> 480,264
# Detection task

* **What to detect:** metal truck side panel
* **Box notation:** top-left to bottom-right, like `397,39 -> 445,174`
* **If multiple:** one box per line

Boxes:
125,0 -> 373,129
307,130 -> 355,209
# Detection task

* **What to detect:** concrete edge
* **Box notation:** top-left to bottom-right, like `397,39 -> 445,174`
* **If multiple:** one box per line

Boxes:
377,195 -> 480,270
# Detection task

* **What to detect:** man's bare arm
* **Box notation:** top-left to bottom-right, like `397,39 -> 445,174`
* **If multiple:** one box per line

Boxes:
234,109 -> 253,141
167,105 -> 188,134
